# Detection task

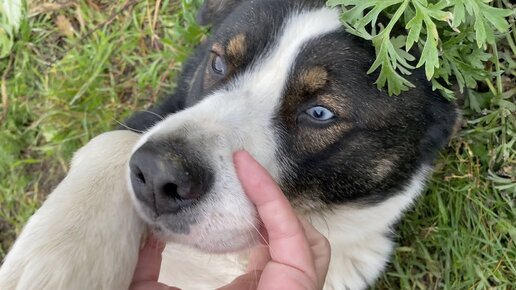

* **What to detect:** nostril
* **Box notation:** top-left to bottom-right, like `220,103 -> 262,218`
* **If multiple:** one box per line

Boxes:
162,182 -> 181,200
133,167 -> 146,184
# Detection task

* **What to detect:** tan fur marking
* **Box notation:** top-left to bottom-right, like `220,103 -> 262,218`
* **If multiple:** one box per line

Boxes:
226,33 -> 247,63
372,157 -> 398,181
212,43 -> 224,56
299,67 -> 328,92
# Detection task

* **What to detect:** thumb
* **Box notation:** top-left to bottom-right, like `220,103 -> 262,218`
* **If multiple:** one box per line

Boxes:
216,270 -> 262,290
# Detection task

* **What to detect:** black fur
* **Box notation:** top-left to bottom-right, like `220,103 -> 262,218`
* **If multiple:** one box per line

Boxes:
123,0 -> 457,208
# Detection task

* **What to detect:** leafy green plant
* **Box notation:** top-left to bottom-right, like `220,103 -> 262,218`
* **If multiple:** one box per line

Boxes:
0,0 -> 24,58
327,0 -> 514,97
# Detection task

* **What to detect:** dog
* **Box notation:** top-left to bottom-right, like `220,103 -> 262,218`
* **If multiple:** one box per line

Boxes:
0,0 -> 458,289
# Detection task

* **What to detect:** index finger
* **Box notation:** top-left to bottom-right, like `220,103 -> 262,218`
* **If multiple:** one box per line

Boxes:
131,233 -> 166,283
233,151 -> 316,279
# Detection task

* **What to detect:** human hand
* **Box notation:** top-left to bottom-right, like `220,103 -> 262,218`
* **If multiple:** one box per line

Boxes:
130,150 -> 330,290
129,234 -> 179,290
220,151 -> 331,290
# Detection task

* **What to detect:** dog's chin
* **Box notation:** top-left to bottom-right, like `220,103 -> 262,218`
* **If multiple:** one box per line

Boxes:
151,221 -> 261,254
133,201 -> 261,254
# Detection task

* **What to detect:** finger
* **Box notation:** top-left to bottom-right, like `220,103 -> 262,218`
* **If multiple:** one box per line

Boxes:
299,217 -> 331,287
246,244 -> 271,272
131,233 -> 167,283
298,217 -> 330,259
129,281 -> 181,290
216,270 -> 262,290
233,151 -> 316,279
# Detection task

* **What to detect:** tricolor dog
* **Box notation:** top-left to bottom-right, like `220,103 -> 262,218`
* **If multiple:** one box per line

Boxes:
0,0 -> 458,289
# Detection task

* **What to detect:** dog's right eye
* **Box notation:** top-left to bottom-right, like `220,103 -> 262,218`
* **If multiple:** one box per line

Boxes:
211,54 -> 226,75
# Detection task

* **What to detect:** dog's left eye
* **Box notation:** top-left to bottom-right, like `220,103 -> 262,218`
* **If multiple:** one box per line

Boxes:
211,55 -> 226,75
305,106 -> 335,122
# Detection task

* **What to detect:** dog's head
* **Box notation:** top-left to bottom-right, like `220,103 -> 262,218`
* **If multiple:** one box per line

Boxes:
127,0 -> 457,252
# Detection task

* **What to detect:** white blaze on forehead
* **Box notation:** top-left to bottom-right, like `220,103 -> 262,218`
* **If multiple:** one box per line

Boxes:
239,7 -> 342,105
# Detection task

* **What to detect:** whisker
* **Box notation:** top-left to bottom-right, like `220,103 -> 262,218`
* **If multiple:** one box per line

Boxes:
243,215 -> 271,250
142,110 -> 165,120
113,119 -> 145,133
242,222 -> 262,288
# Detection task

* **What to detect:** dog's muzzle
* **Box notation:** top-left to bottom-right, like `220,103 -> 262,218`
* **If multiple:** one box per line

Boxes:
129,139 -> 214,216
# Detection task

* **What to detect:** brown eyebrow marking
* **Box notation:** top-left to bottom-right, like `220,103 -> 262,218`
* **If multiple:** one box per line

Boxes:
298,66 -> 328,93
226,33 -> 247,63
212,42 -> 224,55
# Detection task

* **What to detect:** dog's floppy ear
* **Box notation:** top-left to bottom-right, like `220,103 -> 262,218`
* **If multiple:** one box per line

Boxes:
197,0 -> 242,26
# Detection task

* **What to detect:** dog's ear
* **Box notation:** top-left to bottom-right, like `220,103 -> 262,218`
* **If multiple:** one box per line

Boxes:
197,0 -> 242,26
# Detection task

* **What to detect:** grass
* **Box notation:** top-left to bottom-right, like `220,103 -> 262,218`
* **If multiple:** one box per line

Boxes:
0,1 -> 514,289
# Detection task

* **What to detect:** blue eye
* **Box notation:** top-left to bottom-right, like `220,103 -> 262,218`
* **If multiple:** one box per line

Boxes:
211,55 -> 226,75
305,106 -> 335,122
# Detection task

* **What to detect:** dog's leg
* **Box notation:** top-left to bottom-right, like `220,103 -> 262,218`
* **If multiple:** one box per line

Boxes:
0,131 -> 145,290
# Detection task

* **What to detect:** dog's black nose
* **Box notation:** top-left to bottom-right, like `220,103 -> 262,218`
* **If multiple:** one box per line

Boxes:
129,140 -> 211,215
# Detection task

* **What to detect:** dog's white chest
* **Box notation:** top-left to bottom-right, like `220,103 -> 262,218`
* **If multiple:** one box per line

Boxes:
159,244 -> 247,289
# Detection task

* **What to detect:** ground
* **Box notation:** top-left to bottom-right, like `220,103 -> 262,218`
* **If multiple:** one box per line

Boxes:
0,1 -> 514,289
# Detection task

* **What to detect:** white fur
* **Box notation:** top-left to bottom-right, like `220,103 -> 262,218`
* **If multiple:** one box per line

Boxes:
0,131 -> 144,290
130,7 -> 342,254
314,166 -> 430,290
